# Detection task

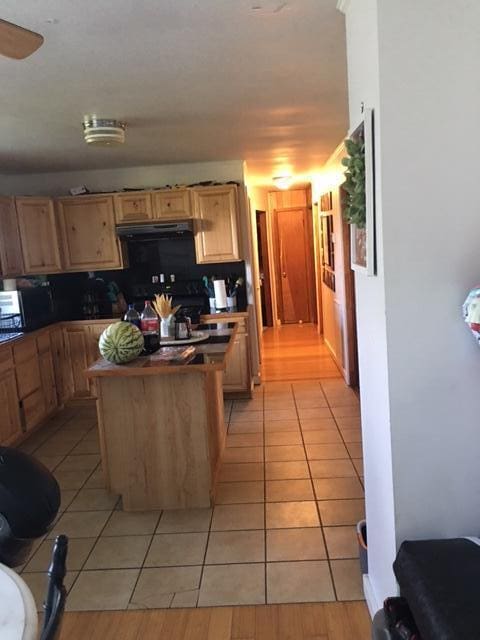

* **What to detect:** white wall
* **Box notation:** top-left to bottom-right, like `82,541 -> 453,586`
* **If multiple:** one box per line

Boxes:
0,160 -> 244,196
341,0 -> 397,611
341,0 -> 480,614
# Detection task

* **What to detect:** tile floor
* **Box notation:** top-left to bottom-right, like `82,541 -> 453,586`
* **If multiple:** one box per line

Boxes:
17,378 -> 364,611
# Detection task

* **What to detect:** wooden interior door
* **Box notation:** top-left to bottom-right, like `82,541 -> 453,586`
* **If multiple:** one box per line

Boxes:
274,207 -> 316,324
341,187 -> 359,387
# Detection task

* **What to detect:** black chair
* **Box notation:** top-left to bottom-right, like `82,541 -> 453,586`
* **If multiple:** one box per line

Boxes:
39,535 -> 69,640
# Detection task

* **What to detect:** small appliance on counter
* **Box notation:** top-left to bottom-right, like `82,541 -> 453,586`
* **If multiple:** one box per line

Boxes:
0,286 -> 55,332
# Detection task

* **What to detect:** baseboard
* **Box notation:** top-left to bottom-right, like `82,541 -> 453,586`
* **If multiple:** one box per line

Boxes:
363,573 -> 382,619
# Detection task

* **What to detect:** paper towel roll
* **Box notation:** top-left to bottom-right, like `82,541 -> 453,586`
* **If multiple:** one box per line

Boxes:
213,279 -> 227,310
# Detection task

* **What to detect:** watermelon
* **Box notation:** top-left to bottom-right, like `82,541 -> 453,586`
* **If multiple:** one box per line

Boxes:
99,321 -> 144,364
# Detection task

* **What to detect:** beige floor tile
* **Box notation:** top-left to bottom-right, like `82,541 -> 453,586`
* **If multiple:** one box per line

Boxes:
145,532 -> 207,567
59,490 -> 78,512
336,417 -> 361,430
24,538 -> 96,572
266,479 -> 314,502
198,563 -> 265,606
215,481 -> 265,504
83,466 -> 105,489
340,429 -> 362,443
85,535 -> 151,569
353,459 -> 364,476
23,571 -> 78,612
35,440 -> 77,456
266,501 -> 319,529
131,566 -> 202,609
54,469 -> 92,491
264,409 -> 298,421
331,559 -> 364,600
264,400 -> 296,411
294,397 -> 328,409
67,569 -> 139,611
265,461 -> 310,480
226,433 -> 263,448
102,510 -> 161,536
314,477 -> 364,500
56,454 -> 100,472
170,589 -> 200,608
318,499 -> 365,526
156,508 -> 212,533
267,561 -> 335,603
265,445 -> 306,462
300,418 -> 337,431
68,488 -> 119,511
266,528 -> 326,561
212,503 -> 264,531
264,419 -> 300,433
229,410 -> 263,423
33,454 -> 65,471
232,399 -> 264,412
264,432 -> 302,446
331,406 -> 360,419
305,443 -> 349,460
297,408 -> 333,421
302,430 -> 342,444
228,421 -> 264,434
206,530 -> 264,564
323,526 -> 358,559
222,446 -> 263,464
218,463 -> 264,482
70,438 -> 100,454
48,510 -> 111,538
309,459 -> 357,479
346,442 -> 363,458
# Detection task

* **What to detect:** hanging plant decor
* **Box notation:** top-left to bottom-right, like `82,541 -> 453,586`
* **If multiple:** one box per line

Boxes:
342,132 -> 366,228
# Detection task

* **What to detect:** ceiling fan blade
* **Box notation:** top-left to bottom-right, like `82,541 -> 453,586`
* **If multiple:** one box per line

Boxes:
0,19 -> 43,60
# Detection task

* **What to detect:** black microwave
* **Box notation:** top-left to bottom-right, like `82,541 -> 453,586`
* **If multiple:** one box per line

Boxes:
0,287 -> 55,332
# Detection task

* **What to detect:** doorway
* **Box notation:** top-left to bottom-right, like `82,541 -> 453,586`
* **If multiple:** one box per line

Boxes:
273,206 -> 316,324
255,210 -> 273,327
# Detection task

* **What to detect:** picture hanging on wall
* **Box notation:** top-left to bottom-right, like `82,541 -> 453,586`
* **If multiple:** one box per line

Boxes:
342,107 -> 376,275
320,191 -> 333,212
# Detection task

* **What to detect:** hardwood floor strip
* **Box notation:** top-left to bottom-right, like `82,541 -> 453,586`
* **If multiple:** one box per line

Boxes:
207,607 -> 234,640
231,605 -> 256,639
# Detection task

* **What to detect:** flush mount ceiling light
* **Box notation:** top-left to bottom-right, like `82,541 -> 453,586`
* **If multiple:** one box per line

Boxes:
272,175 -> 293,190
83,116 -> 126,146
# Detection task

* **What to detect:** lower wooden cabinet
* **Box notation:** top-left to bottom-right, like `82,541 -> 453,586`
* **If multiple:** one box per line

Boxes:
0,369 -> 22,445
63,325 -> 91,398
51,327 -> 72,405
39,350 -> 58,416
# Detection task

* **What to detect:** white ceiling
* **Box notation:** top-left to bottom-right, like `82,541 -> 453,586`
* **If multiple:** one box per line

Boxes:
0,0 -> 348,184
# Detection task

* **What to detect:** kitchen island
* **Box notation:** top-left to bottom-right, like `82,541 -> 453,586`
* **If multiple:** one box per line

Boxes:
86,322 -> 237,511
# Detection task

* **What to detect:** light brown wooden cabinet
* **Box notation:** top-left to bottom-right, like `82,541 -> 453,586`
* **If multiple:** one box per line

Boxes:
50,326 -> 72,405
63,325 -> 91,397
15,197 -> 62,274
39,349 -> 57,417
0,369 -> 22,445
153,189 -> 192,219
57,196 -> 125,272
0,196 -> 24,276
192,186 -> 241,263
114,192 -> 154,224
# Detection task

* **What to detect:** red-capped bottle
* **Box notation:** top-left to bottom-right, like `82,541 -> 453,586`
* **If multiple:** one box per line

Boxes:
140,300 -> 160,354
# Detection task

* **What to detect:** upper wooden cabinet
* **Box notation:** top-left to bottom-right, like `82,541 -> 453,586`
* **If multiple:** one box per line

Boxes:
114,191 -> 154,224
15,197 -> 62,274
192,185 -> 241,263
0,196 -> 24,277
57,195 -> 125,271
153,189 -> 192,220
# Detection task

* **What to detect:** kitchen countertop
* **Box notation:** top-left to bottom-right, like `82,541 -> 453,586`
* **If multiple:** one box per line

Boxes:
86,321 -> 238,378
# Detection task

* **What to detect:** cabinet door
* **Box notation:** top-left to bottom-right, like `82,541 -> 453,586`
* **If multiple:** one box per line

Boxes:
64,326 -> 91,397
57,196 -> 124,271
114,192 -> 153,223
192,186 -> 240,263
0,370 -> 22,445
15,197 -> 62,274
87,323 -> 111,365
39,350 -> 57,416
51,327 -> 72,405
153,190 -> 192,219
0,196 -> 24,276
223,334 -> 249,391
13,339 -> 41,400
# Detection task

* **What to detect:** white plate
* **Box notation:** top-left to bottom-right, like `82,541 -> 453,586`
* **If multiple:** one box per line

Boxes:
160,330 -> 209,346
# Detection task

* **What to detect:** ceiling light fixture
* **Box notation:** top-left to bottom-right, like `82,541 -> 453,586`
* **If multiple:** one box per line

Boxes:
83,116 -> 126,146
272,175 -> 293,190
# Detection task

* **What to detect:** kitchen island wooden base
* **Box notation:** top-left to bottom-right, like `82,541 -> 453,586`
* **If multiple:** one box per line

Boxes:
95,368 -> 225,511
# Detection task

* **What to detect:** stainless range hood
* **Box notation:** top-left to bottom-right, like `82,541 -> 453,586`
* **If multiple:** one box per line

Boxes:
116,221 -> 193,240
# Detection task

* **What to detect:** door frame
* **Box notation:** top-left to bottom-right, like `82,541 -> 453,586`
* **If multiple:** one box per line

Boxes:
255,210 -> 274,327
272,206 -> 317,324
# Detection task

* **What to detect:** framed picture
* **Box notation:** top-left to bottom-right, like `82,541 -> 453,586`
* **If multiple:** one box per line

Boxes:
348,108 -> 376,275
320,191 -> 332,212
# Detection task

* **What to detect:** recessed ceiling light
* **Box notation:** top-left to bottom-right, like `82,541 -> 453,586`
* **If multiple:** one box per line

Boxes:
83,116 -> 126,146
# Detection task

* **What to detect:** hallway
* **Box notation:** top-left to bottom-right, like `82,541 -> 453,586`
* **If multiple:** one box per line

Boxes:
261,323 -> 341,381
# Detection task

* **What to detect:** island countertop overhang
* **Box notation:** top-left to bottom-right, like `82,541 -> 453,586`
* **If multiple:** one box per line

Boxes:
85,321 -> 239,378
